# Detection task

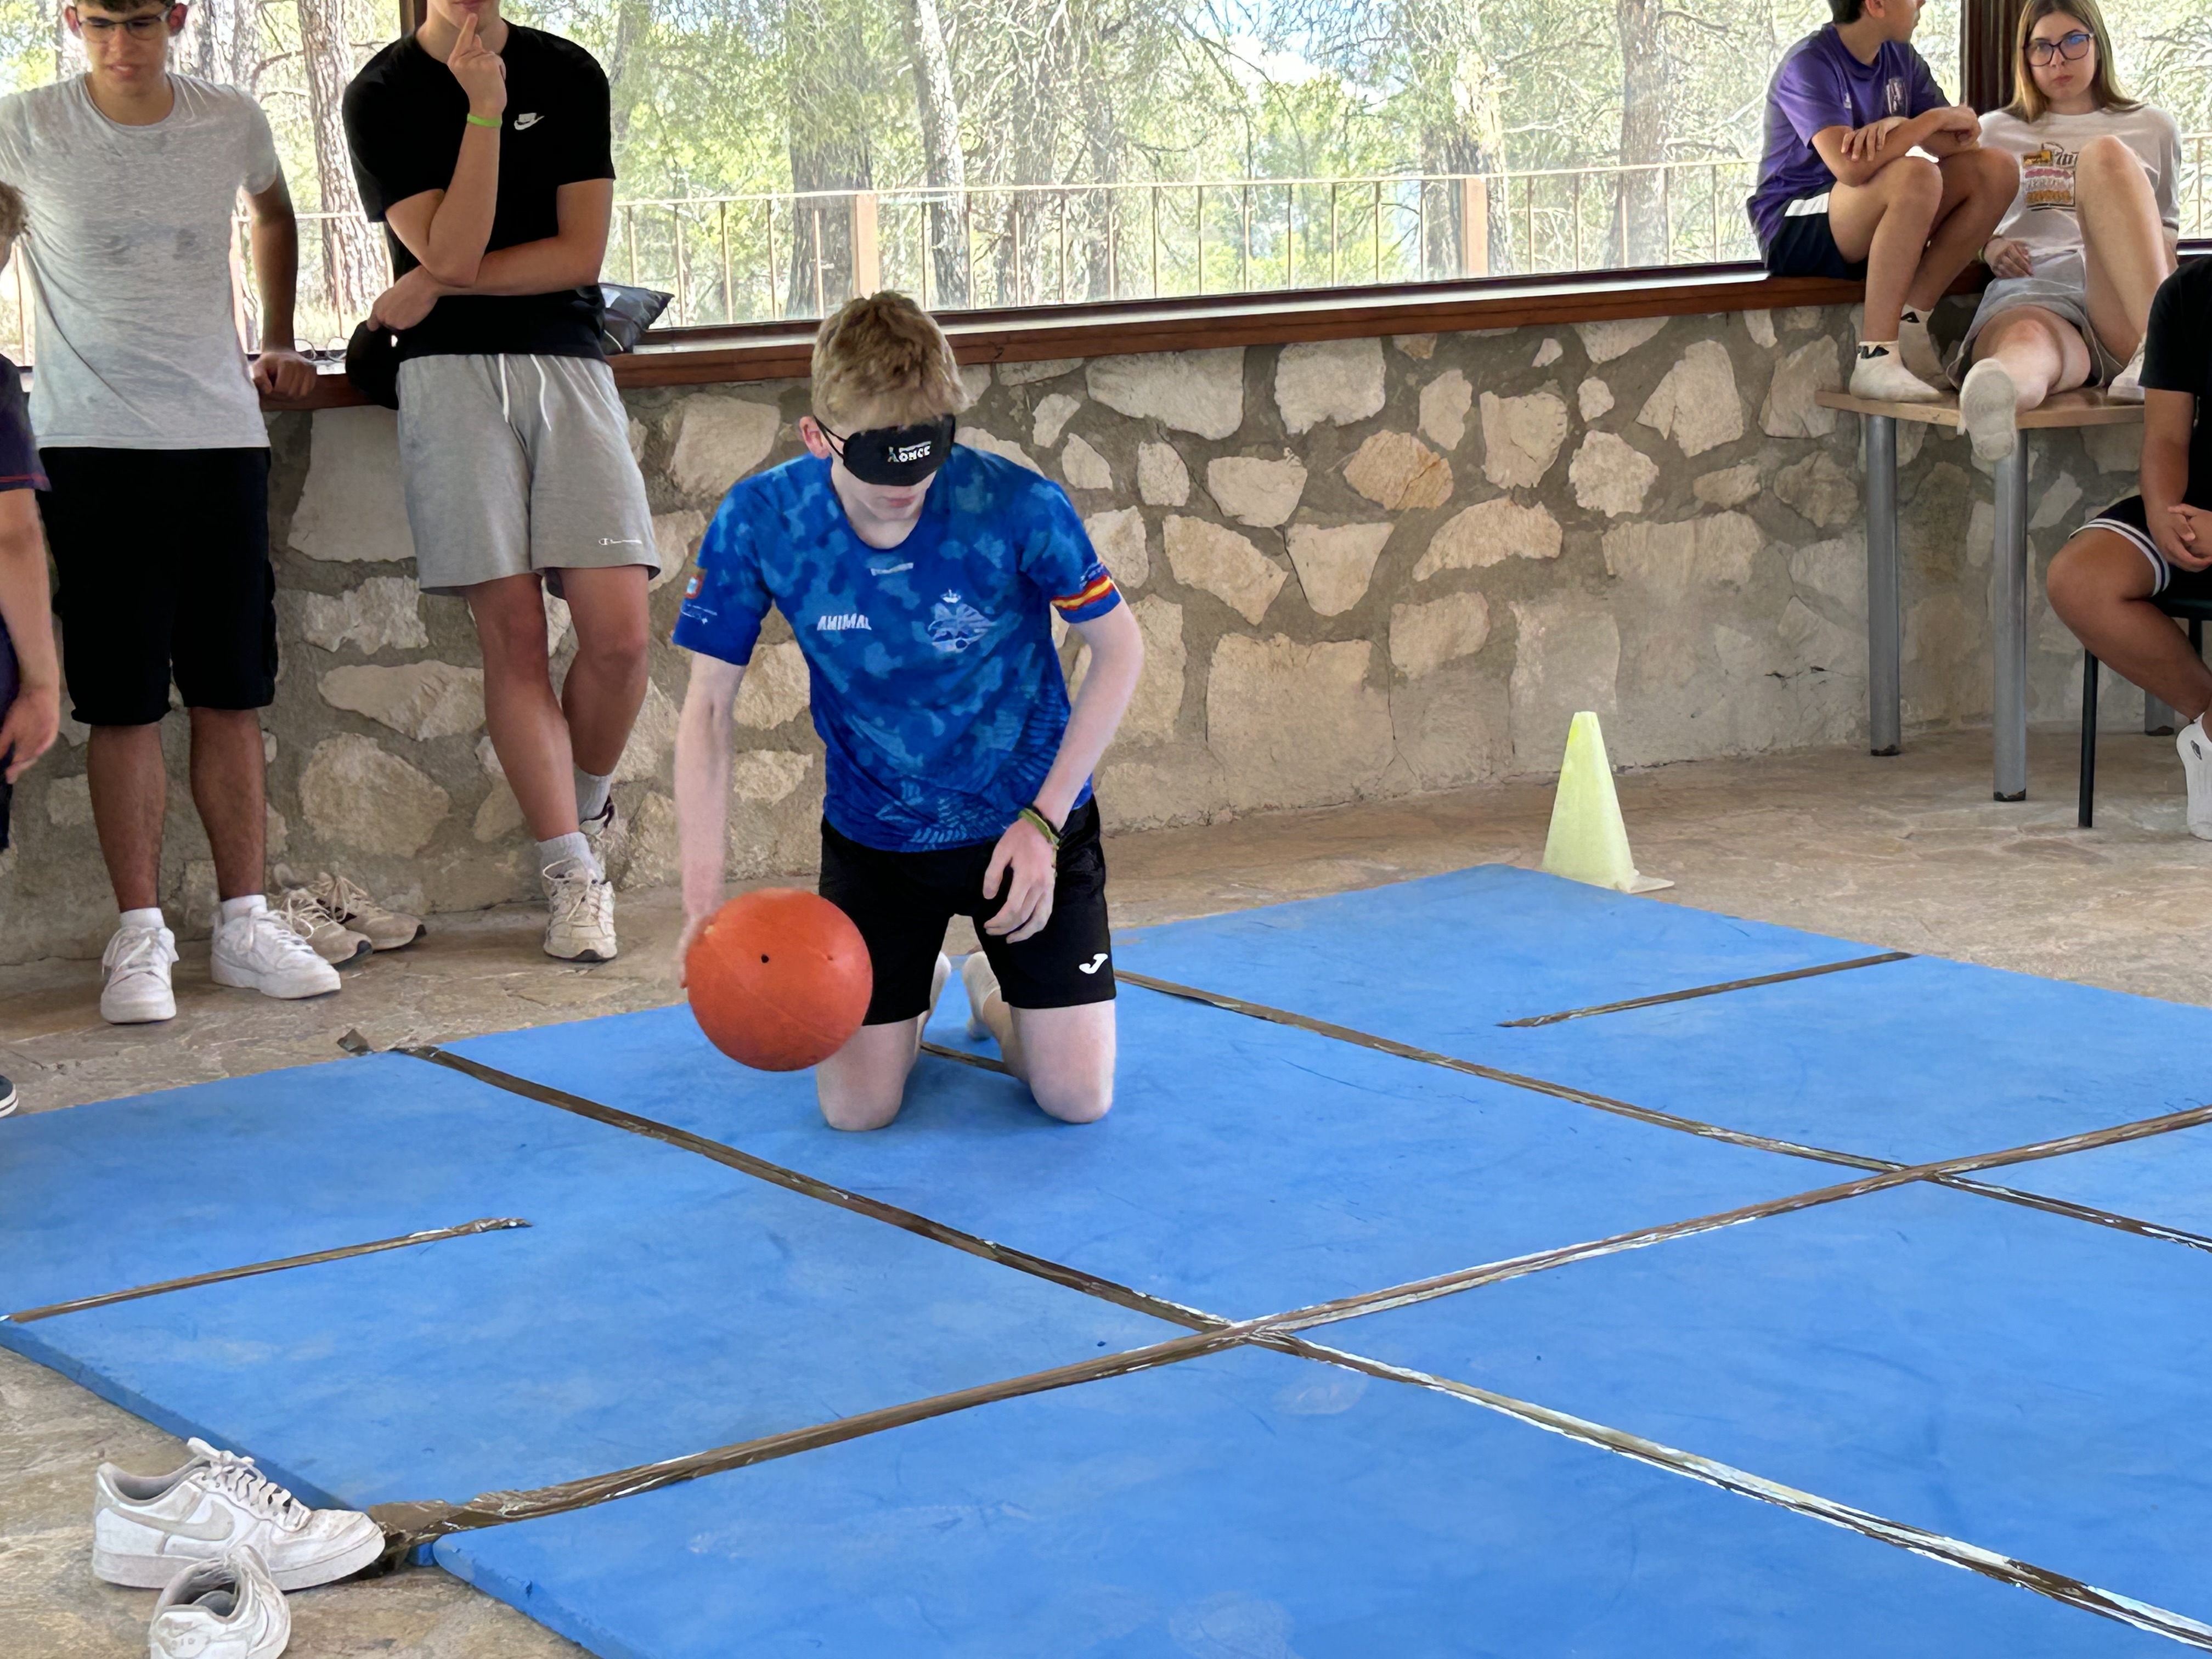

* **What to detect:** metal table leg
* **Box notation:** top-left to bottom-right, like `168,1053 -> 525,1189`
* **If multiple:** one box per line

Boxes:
1991,442 -> 2031,800
1865,415 -> 1901,756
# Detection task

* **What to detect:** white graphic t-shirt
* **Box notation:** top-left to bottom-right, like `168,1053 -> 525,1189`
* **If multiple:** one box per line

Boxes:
1981,104 -> 2181,268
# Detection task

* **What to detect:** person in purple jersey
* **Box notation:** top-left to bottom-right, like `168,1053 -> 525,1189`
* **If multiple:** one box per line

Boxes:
1750,0 -> 2017,402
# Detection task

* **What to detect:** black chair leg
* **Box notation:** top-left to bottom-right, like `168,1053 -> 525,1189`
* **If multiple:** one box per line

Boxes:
2080,650 -> 2100,828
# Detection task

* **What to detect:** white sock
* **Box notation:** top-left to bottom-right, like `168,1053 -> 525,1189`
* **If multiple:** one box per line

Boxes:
1899,307 -> 1927,329
575,768 -> 613,823
537,832 -> 600,878
219,894 -> 267,924
1859,340 -> 1899,357
120,906 -> 166,933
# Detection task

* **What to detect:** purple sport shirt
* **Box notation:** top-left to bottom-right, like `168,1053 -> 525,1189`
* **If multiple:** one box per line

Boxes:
1748,25 -> 1949,250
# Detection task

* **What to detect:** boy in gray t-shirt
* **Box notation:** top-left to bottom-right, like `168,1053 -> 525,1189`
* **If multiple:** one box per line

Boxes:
0,0 -> 335,1024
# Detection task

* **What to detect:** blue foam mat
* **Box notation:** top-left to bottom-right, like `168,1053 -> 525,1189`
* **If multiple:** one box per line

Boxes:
1330,1180 -> 2212,1622
0,1056 -> 1168,1507
1111,866 -> 2212,1168
447,985 -> 1836,1319
434,1345 -> 2168,1658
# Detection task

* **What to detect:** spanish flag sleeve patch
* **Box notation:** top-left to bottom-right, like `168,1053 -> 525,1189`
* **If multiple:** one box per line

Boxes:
1050,564 -> 1121,624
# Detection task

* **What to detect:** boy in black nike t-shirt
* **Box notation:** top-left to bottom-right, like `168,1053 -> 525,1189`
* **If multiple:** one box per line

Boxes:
344,0 -> 656,966
2047,256 -> 2212,831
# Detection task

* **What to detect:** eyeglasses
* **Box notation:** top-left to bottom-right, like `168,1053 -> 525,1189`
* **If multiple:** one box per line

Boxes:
2025,30 -> 2094,66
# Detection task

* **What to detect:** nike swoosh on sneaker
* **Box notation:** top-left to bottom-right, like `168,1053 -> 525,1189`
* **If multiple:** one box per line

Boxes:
129,1508 -> 236,1544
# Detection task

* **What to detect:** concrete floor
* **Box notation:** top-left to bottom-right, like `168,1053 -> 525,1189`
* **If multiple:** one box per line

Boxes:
5,725 -> 2209,1656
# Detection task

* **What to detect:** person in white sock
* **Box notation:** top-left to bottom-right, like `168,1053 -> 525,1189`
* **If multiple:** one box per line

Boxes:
1955,1 -> 2180,461
1748,0 -> 2016,403
2046,256 -> 2212,836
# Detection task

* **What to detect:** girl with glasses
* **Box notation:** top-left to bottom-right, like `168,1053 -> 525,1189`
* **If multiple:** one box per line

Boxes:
1955,0 -> 2180,460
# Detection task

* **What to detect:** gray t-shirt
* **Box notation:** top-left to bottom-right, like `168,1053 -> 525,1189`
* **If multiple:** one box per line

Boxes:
0,75 -> 281,449
1981,104 -> 2182,267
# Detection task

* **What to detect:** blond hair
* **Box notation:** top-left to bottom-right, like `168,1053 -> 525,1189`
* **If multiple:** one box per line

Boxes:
0,180 -> 23,248
811,291 -> 971,428
2007,0 -> 2141,122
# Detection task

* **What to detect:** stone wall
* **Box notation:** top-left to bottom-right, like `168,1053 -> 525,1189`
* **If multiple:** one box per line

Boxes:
0,303 -> 2148,963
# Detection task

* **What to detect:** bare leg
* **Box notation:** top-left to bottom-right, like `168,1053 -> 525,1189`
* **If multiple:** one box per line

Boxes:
2048,529 -> 2212,718
816,954 -> 951,1131
188,707 -> 267,900
1827,157 -> 1944,344
553,565 -> 652,778
2075,134 -> 2177,360
1970,307 -> 2091,410
467,573 -> 577,842
1906,147 -> 2019,315
963,954 -> 1114,1124
86,723 -> 166,912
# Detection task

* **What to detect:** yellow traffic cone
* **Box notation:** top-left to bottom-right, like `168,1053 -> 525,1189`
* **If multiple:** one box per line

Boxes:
1541,712 -> 1673,894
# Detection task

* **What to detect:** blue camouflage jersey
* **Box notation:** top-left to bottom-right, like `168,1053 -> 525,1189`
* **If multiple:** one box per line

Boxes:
674,444 -> 1123,853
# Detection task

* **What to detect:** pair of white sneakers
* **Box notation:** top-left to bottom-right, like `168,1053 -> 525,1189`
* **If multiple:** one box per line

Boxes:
95,1436 -> 386,1657
101,904 -> 342,1025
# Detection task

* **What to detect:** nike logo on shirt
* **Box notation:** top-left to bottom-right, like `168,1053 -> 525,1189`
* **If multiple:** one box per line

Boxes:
514,112 -> 544,129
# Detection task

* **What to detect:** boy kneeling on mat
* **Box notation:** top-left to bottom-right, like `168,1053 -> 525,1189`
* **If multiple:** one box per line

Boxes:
670,292 -> 1143,1130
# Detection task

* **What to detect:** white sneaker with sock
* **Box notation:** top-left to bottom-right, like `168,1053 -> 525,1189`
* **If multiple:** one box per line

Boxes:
148,1550 -> 291,1659
1897,308 -> 1949,388
94,1436 -> 383,1591
543,855 -> 618,962
2108,341 -> 2147,403
1958,358 -> 2020,462
101,919 -> 179,1024
2179,718 -> 2212,840
211,903 -> 342,1000
1849,342 -> 1942,403
961,952 -> 998,1042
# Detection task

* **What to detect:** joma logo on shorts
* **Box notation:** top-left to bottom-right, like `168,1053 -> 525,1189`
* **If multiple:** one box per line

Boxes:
817,613 -> 872,631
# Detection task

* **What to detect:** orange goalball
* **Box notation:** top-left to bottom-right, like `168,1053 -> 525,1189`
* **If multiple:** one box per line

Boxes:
686,889 -> 873,1071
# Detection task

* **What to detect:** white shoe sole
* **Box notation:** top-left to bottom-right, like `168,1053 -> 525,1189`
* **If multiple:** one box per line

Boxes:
543,939 -> 617,963
94,1526 -> 383,1592
210,956 -> 342,999
1959,362 -> 2019,462
100,994 -> 177,1024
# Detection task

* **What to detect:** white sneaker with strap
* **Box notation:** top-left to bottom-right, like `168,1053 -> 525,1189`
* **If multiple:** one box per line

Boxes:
101,921 -> 179,1024
94,1437 -> 383,1591
274,888 -> 371,965
211,904 -> 343,1000
148,1549 -> 292,1659
543,855 -> 618,962
309,870 -> 423,951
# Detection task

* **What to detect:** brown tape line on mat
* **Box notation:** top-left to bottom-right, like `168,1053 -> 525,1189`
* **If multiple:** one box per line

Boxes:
1263,1333 -> 2212,1652
1497,952 -> 1913,1028
371,1097 -> 2212,1561
1118,969 -> 2212,1258
399,1046 -> 1217,1335
3,1218 -> 531,1325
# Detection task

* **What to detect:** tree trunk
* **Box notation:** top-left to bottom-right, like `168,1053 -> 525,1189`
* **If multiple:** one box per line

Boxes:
900,0 -> 968,307
1610,0 -> 1670,269
296,0 -> 387,338
604,0 -> 654,150
1419,18 -> 1506,279
179,0 -> 262,87
785,1 -> 873,317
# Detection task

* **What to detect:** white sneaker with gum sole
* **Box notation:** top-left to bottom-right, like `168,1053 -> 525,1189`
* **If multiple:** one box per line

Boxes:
94,1437 -> 383,1591
148,1550 -> 292,1659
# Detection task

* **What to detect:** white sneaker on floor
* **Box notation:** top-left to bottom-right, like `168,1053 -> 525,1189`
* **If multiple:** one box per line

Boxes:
309,871 -> 422,951
543,856 -> 617,962
1898,309 -> 1950,388
1958,358 -> 2020,462
274,889 -> 371,966
2179,718 -> 2212,840
94,1437 -> 383,1591
148,1550 -> 292,1659
211,906 -> 342,1000
2108,342 -> 2147,403
1849,344 -> 1943,403
101,922 -> 179,1024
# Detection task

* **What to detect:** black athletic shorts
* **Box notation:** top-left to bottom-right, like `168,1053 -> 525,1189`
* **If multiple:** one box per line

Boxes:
2080,494 -> 2212,600
38,448 -> 277,727
819,799 -> 1116,1026
1765,205 -> 1869,282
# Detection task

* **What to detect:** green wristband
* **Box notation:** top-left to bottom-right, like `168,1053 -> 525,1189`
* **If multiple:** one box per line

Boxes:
465,112 -> 501,128
1017,805 -> 1062,851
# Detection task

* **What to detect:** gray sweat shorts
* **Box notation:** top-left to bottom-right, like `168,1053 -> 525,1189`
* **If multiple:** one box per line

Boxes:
396,353 -> 658,596
1959,251 -> 2130,386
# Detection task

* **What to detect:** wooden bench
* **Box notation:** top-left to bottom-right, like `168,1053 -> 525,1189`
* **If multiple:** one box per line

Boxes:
1814,388 -> 2143,800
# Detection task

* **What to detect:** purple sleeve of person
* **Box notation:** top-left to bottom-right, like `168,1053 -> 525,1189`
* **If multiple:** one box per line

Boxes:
1770,38 -> 1854,146
1903,47 -> 1950,117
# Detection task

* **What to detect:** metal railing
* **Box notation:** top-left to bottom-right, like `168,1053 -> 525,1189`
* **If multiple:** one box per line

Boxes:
3,137 -> 2207,360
